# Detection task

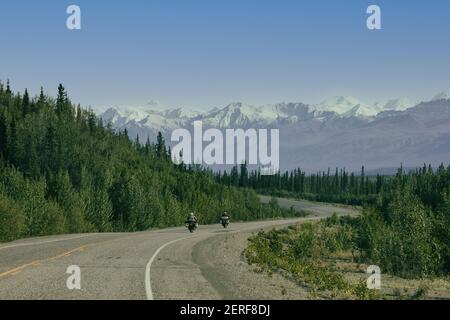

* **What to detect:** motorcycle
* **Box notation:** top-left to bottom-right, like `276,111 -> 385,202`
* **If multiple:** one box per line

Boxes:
220,217 -> 230,229
185,220 -> 198,233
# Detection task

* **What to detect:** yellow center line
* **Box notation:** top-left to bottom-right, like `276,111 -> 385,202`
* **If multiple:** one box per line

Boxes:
0,261 -> 41,278
0,245 -> 90,278
0,224 -> 274,280
0,231 -> 166,279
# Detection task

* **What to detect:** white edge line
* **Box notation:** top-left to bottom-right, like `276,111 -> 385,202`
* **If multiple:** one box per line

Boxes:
144,219 -> 302,300
145,235 -> 195,300
144,216 -> 333,300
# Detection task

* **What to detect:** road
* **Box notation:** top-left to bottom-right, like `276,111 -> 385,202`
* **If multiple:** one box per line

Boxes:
0,197 -> 359,300
259,195 -> 361,216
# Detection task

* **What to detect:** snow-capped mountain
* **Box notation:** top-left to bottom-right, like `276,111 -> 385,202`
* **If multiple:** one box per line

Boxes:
313,96 -> 414,118
432,92 -> 449,101
101,107 -> 196,141
372,98 -> 412,112
199,102 -> 314,127
314,96 -> 371,116
99,94 -> 450,172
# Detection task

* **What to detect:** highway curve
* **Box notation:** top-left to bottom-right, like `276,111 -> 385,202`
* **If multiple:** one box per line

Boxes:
0,197 -> 359,300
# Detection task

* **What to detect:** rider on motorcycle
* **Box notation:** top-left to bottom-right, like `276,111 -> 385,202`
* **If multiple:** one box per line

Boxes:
185,212 -> 198,226
220,212 -> 230,224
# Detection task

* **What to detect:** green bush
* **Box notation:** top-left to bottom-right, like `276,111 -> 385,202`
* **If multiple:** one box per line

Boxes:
245,222 -> 378,299
0,194 -> 25,242
360,189 -> 441,278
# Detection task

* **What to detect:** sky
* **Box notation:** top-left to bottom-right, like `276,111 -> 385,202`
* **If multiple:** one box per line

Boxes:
1,0 -> 449,111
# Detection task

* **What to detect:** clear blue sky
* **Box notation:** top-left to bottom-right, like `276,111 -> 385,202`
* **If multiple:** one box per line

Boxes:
1,0 -> 449,110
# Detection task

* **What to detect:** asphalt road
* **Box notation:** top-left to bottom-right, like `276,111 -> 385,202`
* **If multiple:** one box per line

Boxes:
0,197 -> 359,300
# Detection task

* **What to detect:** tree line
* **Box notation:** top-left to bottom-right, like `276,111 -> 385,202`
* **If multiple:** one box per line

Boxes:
0,81 -> 301,242
215,163 -> 450,206
216,162 -> 450,278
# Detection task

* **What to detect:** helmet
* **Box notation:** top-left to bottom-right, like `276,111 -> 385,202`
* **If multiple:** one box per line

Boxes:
189,212 -> 194,217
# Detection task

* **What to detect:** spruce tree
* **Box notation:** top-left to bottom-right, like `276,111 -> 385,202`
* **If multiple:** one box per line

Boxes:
34,86 -> 45,113
56,84 -> 68,116
156,132 -> 166,158
5,80 -> 11,95
22,89 -> 30,116
8,118 -> 19,165
0,112 -> 7,160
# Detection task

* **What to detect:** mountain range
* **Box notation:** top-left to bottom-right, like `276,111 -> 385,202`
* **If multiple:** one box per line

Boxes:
99,94 -> 450,173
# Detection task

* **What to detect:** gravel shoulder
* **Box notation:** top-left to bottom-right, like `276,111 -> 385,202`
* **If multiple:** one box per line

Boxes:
191,229 -> 311,300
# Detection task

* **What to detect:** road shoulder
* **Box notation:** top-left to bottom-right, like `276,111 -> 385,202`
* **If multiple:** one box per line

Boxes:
191,230 -> 311,300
